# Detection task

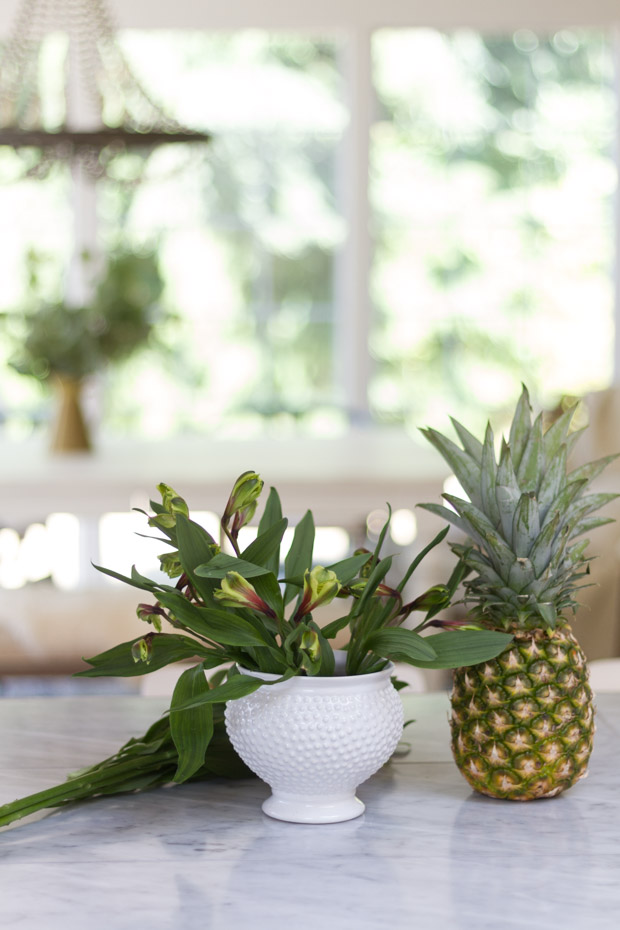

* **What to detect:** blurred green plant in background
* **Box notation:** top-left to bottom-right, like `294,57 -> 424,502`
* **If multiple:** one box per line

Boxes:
2,249 -> 168,383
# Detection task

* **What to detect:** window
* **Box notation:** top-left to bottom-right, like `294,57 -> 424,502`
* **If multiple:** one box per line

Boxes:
0,2 -> 618,445
0,2 -> 619,604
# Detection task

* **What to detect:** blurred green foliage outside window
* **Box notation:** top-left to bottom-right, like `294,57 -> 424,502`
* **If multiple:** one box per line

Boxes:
371,28 -> 615,435
0,28 -> 615,441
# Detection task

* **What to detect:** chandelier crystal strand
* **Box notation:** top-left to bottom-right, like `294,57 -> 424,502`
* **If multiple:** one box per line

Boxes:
0,0 -> 210,177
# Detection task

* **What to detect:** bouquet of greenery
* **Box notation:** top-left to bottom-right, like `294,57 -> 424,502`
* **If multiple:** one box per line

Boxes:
3,249 -> 167,382
0,472 -> 511,828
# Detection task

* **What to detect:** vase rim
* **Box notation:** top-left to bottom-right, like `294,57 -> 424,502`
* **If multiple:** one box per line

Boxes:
236,650 -> 395,692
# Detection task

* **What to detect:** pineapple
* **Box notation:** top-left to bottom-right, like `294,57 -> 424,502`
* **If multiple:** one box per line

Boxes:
421,387 -> 617,800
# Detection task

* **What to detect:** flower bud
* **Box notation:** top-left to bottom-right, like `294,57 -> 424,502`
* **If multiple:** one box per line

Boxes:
214,571 -> 276,617
157,483 -> 189,517
297,627 -> 322,675
295,566 -> 341,620
158,551 -> 183,578
353,548 -> 373,578
136,603 -> 165,632
232,499 -> 258,532
131,635 -> 154,664
346,579 -> 399,600
426,616 -> 482,631
148,512 -> 177,530
300,628 -> 320,661
407,585 -> 451,613
224,471 -> 263,519
375,582 -> 401,599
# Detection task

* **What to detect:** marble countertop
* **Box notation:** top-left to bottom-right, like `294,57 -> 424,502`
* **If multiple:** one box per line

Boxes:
1,691 -> 619,930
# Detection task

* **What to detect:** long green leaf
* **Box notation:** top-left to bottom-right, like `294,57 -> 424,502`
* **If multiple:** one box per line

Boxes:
284,510 -> 315,605
241,517 -> 288,570
369,504 -> 392,574
320,614 -> 352,639
443,494 -> 514,577
511,492 -> 540,558
495,485 -> 519,546
327,552 -> 373,586
316,627 -> 336,677
569,453 -> 620,485
175,513 -> 219,605
256,489 -> 285,575
421,556 -> 469,625
175,513 -> 217,559
570,515 -> 615,539
76,633 -> 217,678
351,555 -> 393,619
170,665 -> 214,782
529,511 -> 560,577
417,502 -> 470,537
420,427 -> 482,506
495,439 -> 521,542
537,445 -> 567,521
169,672 -> 272,713
450,416 -> 483,463
156,591 -> 276,648
480,422 -> 500,527
412,630 -> 513,669
539,478 -> 588,532
396,526 -> 450,595
563,537 -> 591,567
516,412 -> 543,493
508,385 -> 532,472
93,563 -> 175,594
195,553 -> 272,579
542,404 -> 577,466
560,495 -> 619,545
365,627 -> 437,663
453,546 -> 506,589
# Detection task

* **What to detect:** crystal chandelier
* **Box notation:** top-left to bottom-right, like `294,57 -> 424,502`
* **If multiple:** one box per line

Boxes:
0,0 -> 210,177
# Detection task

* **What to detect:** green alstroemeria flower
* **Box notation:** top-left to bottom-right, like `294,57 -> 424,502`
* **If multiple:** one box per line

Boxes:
131,634 -> 154,664
223,471 -> 264,520
158,551 -> 183,578
136,603 -> 166,633
157,483 -> 189,517
294,566 -> 341,622
214,571 -> 276,618
300,628 -> 320,661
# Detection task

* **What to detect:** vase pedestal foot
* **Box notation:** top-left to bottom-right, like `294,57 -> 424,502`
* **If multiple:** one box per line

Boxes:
262,792 -> 365,824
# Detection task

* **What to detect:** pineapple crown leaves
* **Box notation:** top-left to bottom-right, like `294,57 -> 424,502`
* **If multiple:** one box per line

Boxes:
420,385 -> 619,631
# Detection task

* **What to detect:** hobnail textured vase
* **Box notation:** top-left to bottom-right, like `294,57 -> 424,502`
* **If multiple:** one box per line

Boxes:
224,656 -> 404,824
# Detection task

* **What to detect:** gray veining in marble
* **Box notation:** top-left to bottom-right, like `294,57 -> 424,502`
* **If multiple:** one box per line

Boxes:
1,692 -> 619,930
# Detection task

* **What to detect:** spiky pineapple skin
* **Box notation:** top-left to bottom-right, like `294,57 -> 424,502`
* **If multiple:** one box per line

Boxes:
450,626 -> 594,800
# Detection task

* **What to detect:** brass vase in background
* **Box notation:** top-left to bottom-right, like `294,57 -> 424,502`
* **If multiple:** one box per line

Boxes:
50,375 -> 92,453
1,250 -> 168,453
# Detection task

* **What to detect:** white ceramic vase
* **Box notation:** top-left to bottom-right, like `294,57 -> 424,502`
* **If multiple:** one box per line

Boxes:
224,654 -> 404,824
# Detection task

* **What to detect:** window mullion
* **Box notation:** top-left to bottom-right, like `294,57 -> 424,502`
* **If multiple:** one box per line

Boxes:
334,27 -> 373,427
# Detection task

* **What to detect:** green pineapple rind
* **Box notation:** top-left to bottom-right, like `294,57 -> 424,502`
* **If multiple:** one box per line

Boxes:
450,628 -> 594,800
